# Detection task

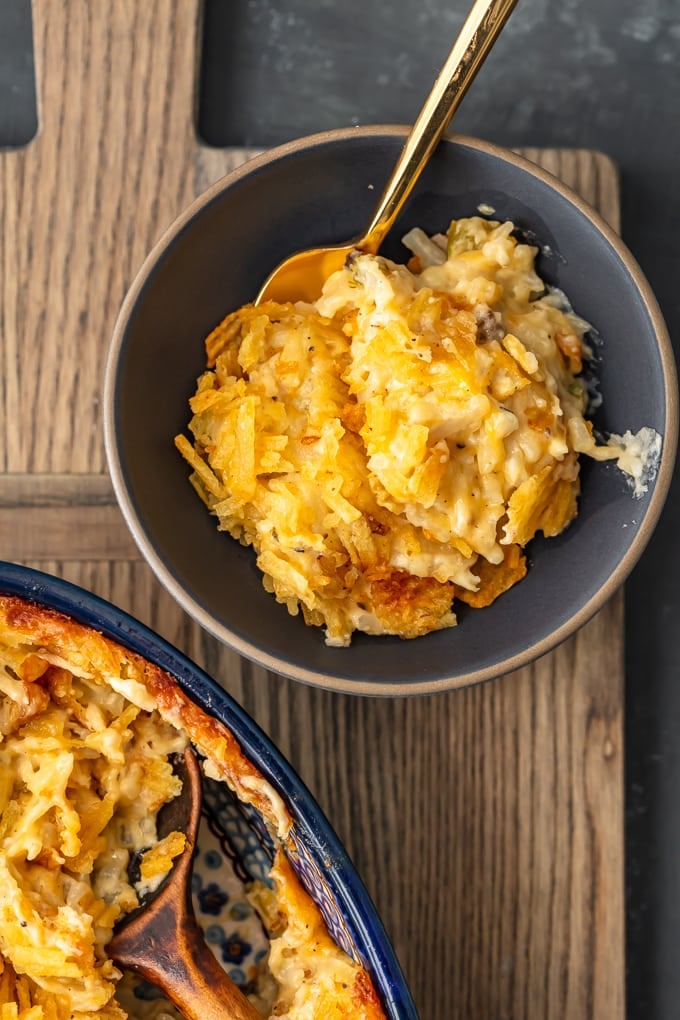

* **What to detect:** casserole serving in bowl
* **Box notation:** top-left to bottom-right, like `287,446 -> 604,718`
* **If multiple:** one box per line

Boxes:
0,560 -> 417,1019
103,127 -> 677,695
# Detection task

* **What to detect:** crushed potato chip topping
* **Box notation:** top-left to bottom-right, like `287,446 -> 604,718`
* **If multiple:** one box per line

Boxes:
176,216 -> 660,646
0,638 -> 186,1016
0,599 -> 387,1020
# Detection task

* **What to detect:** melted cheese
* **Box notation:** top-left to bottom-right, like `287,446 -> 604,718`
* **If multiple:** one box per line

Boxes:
251,856 -> 385,1020
0,598 -> 388,1020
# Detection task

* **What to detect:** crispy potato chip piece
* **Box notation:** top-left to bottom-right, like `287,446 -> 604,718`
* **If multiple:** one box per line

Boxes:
538,474 -> 580,538
205,301 -> 300,367
174,433 -> 224,499
139,830 -> 186,883
457,545 -> 527,609
204,308 -> 243,367
504,459 -> 579,546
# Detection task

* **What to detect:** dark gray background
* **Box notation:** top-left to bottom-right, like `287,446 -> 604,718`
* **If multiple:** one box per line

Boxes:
2,0 -> 678,1015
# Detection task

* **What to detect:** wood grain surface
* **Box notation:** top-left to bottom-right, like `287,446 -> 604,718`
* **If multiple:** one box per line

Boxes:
0,3 -> 624,1018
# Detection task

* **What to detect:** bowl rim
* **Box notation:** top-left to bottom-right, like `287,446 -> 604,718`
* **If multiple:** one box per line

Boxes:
103,126 -> 679,697
0,559 -> 418,1019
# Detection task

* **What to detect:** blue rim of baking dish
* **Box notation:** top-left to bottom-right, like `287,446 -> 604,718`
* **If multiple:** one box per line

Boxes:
0,560 -> 418,1020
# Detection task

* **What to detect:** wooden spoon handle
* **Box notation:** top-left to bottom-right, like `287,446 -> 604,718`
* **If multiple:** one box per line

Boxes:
108,748 -> 261,1020
109,887 -> 261,1020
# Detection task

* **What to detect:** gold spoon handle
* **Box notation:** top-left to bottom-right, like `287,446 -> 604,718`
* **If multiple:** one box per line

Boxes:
359,0 -> 519,253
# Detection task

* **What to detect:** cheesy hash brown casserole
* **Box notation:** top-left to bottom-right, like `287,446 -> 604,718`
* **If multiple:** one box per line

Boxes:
0,597 -> 386,1020
176,216 -> 660,646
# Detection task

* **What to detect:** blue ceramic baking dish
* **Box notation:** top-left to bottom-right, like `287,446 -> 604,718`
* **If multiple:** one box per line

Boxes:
0,560 -> 417,1019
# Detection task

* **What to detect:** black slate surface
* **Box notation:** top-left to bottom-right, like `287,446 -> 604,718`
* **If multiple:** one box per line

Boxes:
0,0 -> 36,149
2,0 -> 679,1015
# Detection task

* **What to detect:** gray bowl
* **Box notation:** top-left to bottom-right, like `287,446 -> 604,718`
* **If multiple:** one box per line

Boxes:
103,128 -> 678,696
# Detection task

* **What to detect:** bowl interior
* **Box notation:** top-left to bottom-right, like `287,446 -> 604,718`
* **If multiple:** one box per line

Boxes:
106,129 -> 675,693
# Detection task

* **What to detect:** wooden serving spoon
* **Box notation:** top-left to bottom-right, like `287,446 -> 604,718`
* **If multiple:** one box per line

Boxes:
256,0 -> 519,305
107,746 -> 261,1020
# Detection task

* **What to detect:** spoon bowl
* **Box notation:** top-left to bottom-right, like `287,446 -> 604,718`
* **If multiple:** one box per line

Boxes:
257,243 -> 354,304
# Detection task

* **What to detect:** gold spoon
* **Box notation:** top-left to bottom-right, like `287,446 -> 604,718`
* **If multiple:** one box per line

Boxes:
256,0 -> 519,305
107,747 -> 261,1020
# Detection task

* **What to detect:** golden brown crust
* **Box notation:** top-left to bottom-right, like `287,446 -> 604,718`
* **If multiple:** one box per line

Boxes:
455,545 -> 527,609
142,663 -> 291,838
365,567 -> 454,638
0,596 -> 291,840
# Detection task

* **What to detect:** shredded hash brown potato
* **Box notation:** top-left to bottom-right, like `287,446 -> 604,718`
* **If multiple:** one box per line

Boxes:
0,597 -> 386,1020
176,216 -> 661,646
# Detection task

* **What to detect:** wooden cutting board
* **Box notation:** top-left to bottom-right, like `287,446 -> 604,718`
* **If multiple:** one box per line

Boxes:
0,4 -> 624,1018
